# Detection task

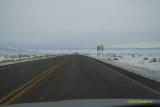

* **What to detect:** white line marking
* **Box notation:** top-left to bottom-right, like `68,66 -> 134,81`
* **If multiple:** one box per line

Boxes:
88,57 -> 160,96
0,56 -> 56,70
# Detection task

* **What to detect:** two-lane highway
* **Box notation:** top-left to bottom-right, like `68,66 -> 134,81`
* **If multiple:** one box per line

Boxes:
0,55 -> 160,105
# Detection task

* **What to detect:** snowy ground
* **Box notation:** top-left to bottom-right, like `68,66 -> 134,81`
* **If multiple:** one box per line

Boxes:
0,47 -> 91,66
0,48 -> 58,66
1,47 -> 160,83
0,54 -> 58,66
87,49 -> 160,83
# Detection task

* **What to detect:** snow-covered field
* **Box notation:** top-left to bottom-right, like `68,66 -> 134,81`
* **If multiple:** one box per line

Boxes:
0,47 -> 91,66
87,48 -> 160,83
0,47 -> 160,83
0,47 -> 57,66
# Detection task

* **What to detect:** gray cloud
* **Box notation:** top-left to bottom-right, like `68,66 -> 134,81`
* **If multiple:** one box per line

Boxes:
0,0 -> 160,49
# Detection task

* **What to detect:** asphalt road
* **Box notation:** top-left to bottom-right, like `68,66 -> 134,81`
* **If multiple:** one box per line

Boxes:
0,55 -> 160,105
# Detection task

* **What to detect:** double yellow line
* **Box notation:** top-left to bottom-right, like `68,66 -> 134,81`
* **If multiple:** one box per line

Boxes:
0,58 -> 67,105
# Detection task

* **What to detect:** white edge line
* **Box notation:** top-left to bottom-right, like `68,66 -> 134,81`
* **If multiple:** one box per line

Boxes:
87,56 -> 160,96
0,56 -> 57,70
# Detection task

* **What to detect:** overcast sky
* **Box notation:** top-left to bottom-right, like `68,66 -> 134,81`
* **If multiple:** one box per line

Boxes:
0,0 -> 160,49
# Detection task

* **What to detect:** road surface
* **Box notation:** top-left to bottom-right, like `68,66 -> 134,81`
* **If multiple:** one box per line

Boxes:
0,55 -> 160,105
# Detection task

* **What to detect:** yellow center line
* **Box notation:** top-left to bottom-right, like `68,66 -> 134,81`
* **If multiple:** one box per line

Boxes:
0,64 -> 56,103
0,58 -> 67,105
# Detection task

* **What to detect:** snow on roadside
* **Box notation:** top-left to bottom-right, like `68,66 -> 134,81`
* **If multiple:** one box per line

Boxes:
1,47 -> 160,83
87,49 -> 160,83
0,48 -> 92,66
0,54 -> 57,66
0,48 -> 61,66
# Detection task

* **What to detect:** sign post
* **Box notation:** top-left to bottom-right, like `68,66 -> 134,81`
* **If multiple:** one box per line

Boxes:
97,46 -> 100,56
97,45 -> 104,57
100,45 -> 104,56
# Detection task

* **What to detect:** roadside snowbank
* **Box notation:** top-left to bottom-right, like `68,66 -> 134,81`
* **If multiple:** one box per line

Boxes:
1,47 -> 160,83
0,54 -> 57,66
0,48 -> 93,66
87,49 -> 160,83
